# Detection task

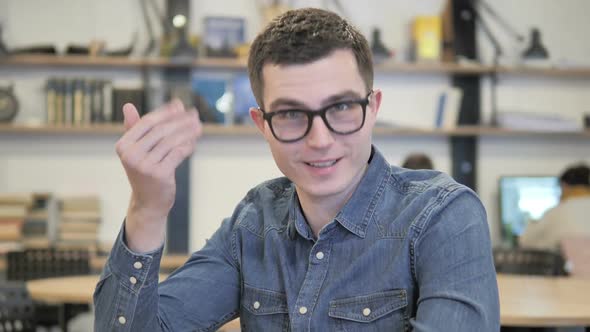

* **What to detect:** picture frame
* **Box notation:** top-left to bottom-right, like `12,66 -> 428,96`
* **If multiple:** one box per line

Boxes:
203,16 -> 245,58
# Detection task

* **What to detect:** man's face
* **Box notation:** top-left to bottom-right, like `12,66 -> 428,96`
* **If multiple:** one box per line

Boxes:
250,49 -> 381,202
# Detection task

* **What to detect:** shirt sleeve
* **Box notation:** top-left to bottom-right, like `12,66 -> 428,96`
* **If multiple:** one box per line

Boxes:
93,218 -> 241,331
410,190 -> 500,332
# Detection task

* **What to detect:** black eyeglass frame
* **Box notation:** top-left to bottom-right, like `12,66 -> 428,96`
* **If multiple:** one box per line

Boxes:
258,91 -> 373,143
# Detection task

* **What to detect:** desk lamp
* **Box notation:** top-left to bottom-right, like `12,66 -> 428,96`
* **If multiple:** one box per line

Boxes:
468,0 -> 527,127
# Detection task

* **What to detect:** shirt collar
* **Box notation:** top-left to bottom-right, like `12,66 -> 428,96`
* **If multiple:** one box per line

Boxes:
334,146 -> 390,238
287,145 -> 391,240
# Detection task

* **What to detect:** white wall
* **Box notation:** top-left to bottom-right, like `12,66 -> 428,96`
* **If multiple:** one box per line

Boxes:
1,0 -> 590,251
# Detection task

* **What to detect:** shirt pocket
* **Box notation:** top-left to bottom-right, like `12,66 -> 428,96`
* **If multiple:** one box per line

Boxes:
240,284 -> 290,332
328,289 -> 408,332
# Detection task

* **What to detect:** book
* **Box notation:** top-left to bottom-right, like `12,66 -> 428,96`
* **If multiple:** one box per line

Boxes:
61,211 -> 101,221
0,205 -> 29,218
497,112 -> 582,131
60,231 -> 98,242
22,237 -> 51,248
46,79 -> 57,124
59,196 -> 100,212
434,87 -> 463,129
0,193 -> 33,206
412,16 -> 442,62
59,221 -> 100,232
112,88 -> 145,122
0,220 -> 23,241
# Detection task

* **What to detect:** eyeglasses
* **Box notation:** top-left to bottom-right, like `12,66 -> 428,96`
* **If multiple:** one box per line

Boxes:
259,91 -> 372,143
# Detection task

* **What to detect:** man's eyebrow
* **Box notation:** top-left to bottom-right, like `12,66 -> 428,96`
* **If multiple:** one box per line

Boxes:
268,90 -> 363,111
268,98 -> 308,111
322,90 -> 363,105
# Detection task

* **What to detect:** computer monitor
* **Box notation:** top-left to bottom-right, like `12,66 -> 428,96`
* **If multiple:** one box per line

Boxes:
499,176 -> 562,246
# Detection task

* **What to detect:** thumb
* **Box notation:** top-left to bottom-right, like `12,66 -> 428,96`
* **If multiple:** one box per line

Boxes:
122,103 -> 140,131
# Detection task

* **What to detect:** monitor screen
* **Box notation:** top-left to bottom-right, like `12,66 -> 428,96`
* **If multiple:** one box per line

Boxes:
499,176 -> 561,244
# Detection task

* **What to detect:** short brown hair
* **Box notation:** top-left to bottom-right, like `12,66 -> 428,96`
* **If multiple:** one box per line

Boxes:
560,164 -> 590,186
247,7 -> 373,108
402,153 -> 434,170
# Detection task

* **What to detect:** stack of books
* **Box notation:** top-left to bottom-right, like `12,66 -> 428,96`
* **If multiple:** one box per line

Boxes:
0,193 -> 33,272
45,77 -> 145,126
21,193 -> 52,248
57,195 -> 101,251
0,193 -> 32,246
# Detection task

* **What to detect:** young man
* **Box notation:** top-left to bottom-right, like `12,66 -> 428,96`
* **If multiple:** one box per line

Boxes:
520,163 -> 590,251
95,8 -> 499,331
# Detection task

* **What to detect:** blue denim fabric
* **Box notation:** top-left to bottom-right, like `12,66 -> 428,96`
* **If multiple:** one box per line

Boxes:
94,146 -> 500,331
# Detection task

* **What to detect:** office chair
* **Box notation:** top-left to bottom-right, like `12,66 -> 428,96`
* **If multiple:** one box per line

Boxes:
493,248 -> 567,276
0,281 -> 36,332
495,248 -> 567,332
6,248 -> 92,329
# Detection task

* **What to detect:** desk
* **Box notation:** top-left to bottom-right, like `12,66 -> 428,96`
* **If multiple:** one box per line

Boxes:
498,273 -> 590,327
29,273 -> 590,329
26,275 -> 240,331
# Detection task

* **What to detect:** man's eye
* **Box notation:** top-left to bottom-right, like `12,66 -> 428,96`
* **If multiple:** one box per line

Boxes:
276,111 -> 304,120
331,102 -> 351,112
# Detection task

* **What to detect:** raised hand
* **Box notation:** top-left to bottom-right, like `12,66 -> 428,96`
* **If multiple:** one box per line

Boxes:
115,99 -> 202,252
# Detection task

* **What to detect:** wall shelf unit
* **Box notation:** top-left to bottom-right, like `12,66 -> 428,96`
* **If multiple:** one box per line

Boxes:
5,55 -> 590,78
1,123 -> 588,139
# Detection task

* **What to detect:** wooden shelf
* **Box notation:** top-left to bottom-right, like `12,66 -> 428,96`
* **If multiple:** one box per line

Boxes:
445,125 -> 590,138
375,61 -> 493,75
1,123 -> 588,138
5,55 -> 590,77
0,55 -> 488,74
0,55 -> 148,68
4,55 -> 590,78
0,123 -> 125,134
495,65 -> 590,78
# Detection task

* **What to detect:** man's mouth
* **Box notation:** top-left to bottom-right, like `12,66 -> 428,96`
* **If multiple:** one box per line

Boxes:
304,158 -> 340,168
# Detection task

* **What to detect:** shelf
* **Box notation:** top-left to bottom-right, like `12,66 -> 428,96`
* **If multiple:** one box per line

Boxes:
495,66 -> 590,78
445,126 -> 590,138
0,55 -> 490,74
0,55 -> 246,70
375,62 -> 493,75
5,55 -> 590,77
1,124 -> 588,139
0,55 -> 148,68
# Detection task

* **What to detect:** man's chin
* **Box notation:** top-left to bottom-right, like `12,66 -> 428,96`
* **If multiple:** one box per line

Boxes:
297,181 -> 344,199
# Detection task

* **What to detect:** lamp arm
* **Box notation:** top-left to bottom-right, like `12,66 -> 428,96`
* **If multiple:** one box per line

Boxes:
476,0 -> 526,42
468,0 -> 503,59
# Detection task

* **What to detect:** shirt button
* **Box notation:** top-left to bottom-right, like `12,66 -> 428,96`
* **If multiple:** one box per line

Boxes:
133,261 -> 143,269
315,251 -> 324,260
362,308 -> 371,316
129,276 -> 137,285
299,306 -> 308,315
253,301 -> 261,310
118,316 -> 126,324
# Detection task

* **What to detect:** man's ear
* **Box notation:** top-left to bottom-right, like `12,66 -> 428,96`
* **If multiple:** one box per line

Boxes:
250,107 -> 266,133
370,89 -> 382,116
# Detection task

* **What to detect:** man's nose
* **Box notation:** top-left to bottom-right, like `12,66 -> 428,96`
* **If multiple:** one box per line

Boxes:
306,115 -> 334,148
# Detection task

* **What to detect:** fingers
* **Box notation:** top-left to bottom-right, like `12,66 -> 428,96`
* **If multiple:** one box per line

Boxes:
125,99 -> 184,143
116,103 -> 201,179
133,110 -> 198,157
122,103 -> 141,131
159,144 -> 195,173
140,110 -> 201,165
116,99 -> 186,157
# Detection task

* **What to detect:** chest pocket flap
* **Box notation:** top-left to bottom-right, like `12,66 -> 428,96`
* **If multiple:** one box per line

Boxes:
328,289 -> 407,323
242,284 -> 288,315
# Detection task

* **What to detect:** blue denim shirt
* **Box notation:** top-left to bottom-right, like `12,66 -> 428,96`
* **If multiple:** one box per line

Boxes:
94,147 -> 500,331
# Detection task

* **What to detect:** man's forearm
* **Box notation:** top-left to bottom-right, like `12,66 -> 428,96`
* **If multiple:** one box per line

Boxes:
94,226 -> 166,331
